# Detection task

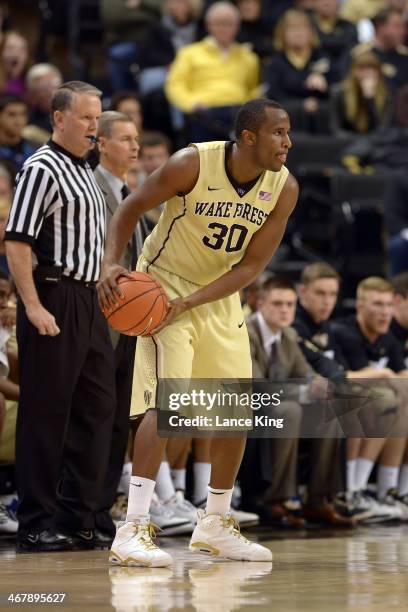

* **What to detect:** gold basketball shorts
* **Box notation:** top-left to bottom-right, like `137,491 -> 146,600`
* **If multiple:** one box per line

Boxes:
129,254 -> 252,418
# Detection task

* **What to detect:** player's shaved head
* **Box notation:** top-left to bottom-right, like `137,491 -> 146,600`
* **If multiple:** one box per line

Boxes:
235,98 -> 286,139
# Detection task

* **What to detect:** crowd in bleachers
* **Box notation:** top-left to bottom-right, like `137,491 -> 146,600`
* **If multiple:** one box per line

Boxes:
0,0 -> 408,539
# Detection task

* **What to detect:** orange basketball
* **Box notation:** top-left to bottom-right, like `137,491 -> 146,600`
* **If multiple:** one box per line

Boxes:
103,271 -> 169,336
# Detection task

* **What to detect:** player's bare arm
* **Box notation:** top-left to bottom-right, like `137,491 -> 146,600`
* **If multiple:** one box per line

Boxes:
97,147 -> 200,309
154,173 -> 299,332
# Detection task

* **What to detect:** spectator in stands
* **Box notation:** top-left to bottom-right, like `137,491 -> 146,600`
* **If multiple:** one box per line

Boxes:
352,9 -> 408,93
332,277 -> 408,520
138,0 -> 202,94
389,272 -> 408,503
138,131 -> 172,226
0,269 -> 18,534
139,131 -> 172,180
294,265 -> 405,522
109,91 -> 143,132
340,0 -> 406,42
161,0 -> 201,55
165,1 -> 260,141
0,31 -> 29,98
311,0 -> 358,81
340,0 -> 387,23
0,95 -> 36,172
25,63 -> 62,143
236,0 -> 273,60
341,82 -> 408,173
391,272 -> 408,369
385,174 -> 408,275
265,9 -> 332,132
242,279 -> 262,317
100,0 -> 166,91
330,51 -> 391,135
0,163 -> 12,275
242,276 -> 352,527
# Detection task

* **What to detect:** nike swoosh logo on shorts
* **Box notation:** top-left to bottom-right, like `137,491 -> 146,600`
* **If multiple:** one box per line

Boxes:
238,321 -> 244,328
208,186 -> 221,191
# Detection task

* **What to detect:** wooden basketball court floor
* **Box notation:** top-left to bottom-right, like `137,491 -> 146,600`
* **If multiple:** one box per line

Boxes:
1,526 -> 408,611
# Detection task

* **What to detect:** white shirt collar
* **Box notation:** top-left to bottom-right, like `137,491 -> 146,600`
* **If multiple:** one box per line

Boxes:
98,164 -> 126,205
256,312 -> 281,354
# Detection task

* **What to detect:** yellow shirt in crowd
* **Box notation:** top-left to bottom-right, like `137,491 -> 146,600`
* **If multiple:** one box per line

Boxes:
165,36 -> 260,113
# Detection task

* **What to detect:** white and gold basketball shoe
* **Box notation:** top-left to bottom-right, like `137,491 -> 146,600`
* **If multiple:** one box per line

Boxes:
109,518 -> 173,567
189,510 -> 272,561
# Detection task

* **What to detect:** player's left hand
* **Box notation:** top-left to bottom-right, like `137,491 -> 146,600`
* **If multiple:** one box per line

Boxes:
148,297 -> 188,335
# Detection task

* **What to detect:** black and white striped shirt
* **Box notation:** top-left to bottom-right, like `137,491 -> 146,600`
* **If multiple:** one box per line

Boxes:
5,140 -> 106,282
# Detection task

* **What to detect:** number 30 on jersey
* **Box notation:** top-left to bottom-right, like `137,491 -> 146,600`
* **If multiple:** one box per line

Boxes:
202,222 -> 248,252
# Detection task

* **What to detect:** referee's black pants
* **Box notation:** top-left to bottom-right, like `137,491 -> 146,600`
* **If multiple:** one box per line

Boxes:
16,279 -> 116,534
95,335 -> 136,536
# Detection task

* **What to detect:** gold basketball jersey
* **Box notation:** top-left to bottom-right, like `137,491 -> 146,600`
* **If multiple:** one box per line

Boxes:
142,141 -> 289,285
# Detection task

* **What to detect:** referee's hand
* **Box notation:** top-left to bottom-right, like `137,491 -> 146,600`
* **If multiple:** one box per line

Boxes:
26,304 -> 61,337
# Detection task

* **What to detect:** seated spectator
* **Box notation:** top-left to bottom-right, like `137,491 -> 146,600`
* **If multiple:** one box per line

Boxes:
0,270 -> 18,534
242,278 -> 262,318
390,272 -> 408,503
341,82 -> 408,173
24,63 -> 62,143
332,277 -> 408,519
340,0 -> 405,42
391,272 -> 408,370
385,173 -> 408,275
236,0 -> 273,60
311,0 -> 358,81
352,9 -> 408,94
265,9 -> 332,132
294,264 -> 406,522
109,90 -> 143,133
161,0 -> 201,55
100,0 -> 164,91
330,51 -> 391,135
137,131 -> 172,225
241,276 -> 352,527
0,95 -> 37,173
0,31 -> 29,98
165,1 -> 260,141
340,0 -> 387,24
0,163 -> 12,275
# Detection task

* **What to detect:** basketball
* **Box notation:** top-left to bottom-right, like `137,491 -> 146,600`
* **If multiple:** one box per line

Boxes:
102,271 -> 169,336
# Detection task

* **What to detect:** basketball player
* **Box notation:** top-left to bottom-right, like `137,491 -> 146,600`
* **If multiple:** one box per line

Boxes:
98,98 -> 298,566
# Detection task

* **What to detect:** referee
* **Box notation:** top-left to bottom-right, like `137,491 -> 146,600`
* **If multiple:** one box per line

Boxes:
5,81 -> 116,552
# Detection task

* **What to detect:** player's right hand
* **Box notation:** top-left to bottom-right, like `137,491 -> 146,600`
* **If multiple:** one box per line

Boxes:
26,304 -> 60,336
97,262 -> 133,311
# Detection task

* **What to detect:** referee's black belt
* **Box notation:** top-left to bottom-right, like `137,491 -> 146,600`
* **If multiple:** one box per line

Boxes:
34,266 -> 97,289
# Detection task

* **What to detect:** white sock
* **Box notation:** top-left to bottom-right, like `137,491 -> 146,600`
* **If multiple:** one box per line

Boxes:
206,486 -> 233,516
171,468 -> 186,492
126,476 -> 155,520
377,465 -> 399,499
398,464 -> 408,497
155,462 -> 176,502
354,458 -> 374,491
193,462 -> 211,504
346,459 -> 357,492
118,462 -> 132,495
